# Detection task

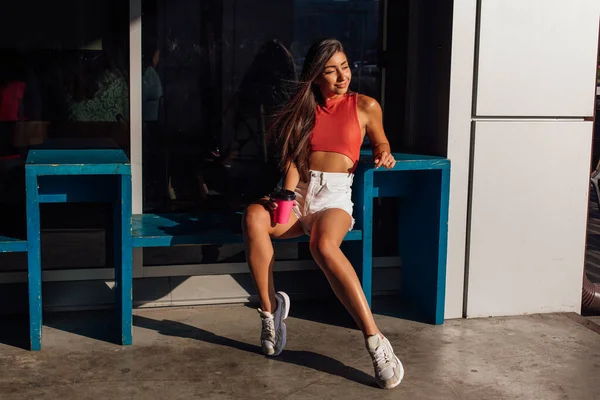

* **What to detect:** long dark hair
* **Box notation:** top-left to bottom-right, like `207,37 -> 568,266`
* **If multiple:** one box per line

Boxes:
270,39 -> 346,182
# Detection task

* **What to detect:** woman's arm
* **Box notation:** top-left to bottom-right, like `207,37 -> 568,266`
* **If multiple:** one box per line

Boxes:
282,160 -> 300,191
358,95 -> 396,169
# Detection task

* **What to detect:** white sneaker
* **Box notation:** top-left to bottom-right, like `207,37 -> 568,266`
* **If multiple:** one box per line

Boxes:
366,334 -> 404,389
257,291 -> 290,356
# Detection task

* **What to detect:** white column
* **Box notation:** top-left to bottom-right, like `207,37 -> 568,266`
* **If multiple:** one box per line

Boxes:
129,0 -> 143,215
465,0 -> 600,317
444,0 -> 478,319
129,0 -> 143,277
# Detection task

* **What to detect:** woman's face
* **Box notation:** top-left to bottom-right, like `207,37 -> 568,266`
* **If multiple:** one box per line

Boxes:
315,51 -> 351,98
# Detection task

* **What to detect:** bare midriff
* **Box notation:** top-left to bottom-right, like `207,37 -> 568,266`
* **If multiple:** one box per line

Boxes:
309,150 -> 357,174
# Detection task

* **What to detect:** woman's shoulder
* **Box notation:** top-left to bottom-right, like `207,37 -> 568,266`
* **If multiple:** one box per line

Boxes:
355,93 -> 381,114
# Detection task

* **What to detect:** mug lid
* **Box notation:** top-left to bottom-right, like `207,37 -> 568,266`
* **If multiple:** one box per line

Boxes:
271,189 -> 296,201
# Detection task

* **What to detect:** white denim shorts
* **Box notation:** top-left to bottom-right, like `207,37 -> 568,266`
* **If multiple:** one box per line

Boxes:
280,171 -> 355,235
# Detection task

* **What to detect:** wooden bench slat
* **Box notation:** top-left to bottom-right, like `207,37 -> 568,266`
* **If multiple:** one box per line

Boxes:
0,236 -> 28,253
131,213 -> 362,248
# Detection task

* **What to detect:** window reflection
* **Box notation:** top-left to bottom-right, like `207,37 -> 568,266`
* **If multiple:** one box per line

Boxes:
65,51 -> 129,122
142,0 -> 380,213
0,0 -> 130,271
142,0 -> 381,264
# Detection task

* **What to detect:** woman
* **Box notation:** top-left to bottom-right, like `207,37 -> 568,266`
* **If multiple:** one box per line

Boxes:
242,39 -> 403,389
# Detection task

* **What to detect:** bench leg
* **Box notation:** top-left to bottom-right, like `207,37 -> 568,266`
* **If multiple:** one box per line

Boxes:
437,168 -> 450,323
361,174 -> 374,307
114,174 -> 133,345
398,169 -> 449,325
26,172 -> 42,351
351,168 -> 373,307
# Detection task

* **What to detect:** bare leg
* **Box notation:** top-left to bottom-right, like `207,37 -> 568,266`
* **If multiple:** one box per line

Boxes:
243,198 -> 304,312
310,209 -> 380,338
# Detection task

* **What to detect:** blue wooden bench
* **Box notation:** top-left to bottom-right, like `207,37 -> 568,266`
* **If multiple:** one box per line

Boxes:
354,151 -> 450,325
25,145 -> 132,351
131,152 -> 451,325
131,212 -> 362,247
16,147 -> 448,352
0,236 -> 28,253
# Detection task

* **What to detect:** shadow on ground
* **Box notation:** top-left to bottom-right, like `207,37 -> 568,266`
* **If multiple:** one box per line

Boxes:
255,295 -> 431,328
0,295 -> 429,351
133,314 -> 377,387
45,309 -> 120,344
0,314 -> 29,350
0,309 -> 121,350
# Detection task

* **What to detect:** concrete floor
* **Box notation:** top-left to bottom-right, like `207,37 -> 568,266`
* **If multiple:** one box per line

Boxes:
1,300 -> 600,400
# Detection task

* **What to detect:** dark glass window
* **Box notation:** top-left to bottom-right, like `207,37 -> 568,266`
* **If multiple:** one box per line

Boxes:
0,0 -> 130,272
141,0 -> 382,264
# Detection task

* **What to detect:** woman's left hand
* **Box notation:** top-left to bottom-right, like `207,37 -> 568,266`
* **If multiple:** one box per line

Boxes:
374,151 -> 396,169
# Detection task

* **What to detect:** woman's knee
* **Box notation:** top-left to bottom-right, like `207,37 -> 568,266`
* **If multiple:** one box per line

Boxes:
309,236 -> 339,261
243,203 -> 271,232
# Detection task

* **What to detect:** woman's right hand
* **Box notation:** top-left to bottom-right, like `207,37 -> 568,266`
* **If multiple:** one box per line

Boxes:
259,196 -> 278,212
258,197 -> 279,226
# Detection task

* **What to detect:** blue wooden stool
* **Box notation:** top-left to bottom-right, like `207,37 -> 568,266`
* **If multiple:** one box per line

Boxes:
25,148 -> 132,350
353,151 -> 450,324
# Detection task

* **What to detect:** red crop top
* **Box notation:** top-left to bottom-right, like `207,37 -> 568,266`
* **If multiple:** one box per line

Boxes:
309,92 -> 362,169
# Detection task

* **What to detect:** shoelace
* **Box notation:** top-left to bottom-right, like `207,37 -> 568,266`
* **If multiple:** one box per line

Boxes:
261,316 -> 275,341
372,342 -> 392,368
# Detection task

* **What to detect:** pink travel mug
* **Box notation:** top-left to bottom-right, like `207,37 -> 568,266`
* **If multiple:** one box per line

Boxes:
271,189 -> 296,224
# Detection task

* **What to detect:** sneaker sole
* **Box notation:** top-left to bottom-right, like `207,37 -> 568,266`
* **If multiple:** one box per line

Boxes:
276,291 -> 290,320
378,356 -> 404,389
272,322 -> 287,357
262,345 -> 275,356
264,292 -> 290,358
392,356 -> 405,388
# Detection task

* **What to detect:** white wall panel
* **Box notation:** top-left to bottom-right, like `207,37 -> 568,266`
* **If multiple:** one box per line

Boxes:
476,0 -> 600,117
445,0 -> 478,319
466,121 -> 592,317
